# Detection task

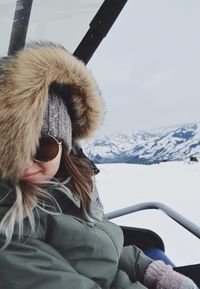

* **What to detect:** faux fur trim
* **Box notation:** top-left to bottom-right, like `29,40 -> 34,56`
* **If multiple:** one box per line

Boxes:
0,42 -> 104,181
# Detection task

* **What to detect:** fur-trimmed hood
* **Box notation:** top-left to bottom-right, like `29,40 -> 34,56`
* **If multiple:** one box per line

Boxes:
0,42 -> 104,182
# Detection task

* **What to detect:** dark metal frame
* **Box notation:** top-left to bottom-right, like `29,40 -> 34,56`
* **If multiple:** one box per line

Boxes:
73,0 -> 128,64
8,0 -> 128,62
8,0 -> 33,55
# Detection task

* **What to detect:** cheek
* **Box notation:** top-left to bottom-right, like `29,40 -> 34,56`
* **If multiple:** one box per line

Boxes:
48,162 -> 60,176
41,162 -> 59,178
42,153 -> 62,178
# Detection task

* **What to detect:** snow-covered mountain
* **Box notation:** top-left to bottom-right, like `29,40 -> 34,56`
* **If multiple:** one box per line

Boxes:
83,123 -> 200,164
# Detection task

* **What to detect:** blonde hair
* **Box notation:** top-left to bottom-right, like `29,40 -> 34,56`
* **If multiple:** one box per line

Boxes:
0,181 -> 60,249
0,148 -> 94,249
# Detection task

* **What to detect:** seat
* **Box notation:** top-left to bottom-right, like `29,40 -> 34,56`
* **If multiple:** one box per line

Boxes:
121,226 -> 200,287
122,226 -> 175,266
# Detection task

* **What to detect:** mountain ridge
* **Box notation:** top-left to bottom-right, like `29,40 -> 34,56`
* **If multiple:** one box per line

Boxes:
83,123 -> 200,164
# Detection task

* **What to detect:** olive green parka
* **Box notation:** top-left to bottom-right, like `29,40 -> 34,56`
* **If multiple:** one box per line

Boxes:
0,182 -> 152,289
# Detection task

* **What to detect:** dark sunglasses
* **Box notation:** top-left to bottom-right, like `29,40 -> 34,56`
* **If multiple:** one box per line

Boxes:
34,135 -> 62,162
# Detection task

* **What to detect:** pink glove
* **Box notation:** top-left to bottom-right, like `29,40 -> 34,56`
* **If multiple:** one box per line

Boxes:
143,260 -> 198,289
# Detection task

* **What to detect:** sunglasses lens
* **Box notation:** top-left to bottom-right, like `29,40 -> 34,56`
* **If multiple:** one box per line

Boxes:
35,135 -> 59,162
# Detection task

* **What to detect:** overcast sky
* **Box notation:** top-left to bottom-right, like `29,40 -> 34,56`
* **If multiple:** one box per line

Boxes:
88,0 -> 200,135
1,0 -> 200,136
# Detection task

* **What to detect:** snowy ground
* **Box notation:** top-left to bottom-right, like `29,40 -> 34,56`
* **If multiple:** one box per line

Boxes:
95,161 -> 200,266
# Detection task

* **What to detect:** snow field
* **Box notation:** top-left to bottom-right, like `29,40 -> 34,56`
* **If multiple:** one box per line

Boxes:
96,161 -> 200,266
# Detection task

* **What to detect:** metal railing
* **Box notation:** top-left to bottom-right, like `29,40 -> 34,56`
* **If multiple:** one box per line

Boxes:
106,202 -> 200,239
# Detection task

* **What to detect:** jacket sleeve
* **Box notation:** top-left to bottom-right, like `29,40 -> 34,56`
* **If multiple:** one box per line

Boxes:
118,245 -> 153,283
0,238 -> 102,289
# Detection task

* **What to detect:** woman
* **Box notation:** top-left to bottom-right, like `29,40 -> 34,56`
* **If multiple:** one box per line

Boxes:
0,42 -> 197,289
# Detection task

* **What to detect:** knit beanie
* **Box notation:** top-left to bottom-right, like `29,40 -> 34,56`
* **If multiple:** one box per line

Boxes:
42,90 -> 72,153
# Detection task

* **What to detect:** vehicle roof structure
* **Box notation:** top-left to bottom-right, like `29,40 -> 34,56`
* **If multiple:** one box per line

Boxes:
1,0 -> 127,63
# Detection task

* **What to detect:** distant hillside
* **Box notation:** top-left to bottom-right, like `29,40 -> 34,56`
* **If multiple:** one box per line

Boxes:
83,123 -> 200,164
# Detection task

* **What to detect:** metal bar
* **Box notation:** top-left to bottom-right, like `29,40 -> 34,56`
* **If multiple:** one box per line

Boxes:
106,202 -> 200,239
8,0 -> 33,55
73,0 -> 128,64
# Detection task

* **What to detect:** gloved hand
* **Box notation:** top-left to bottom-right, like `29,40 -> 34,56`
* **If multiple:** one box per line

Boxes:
143,260 -> 198,289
